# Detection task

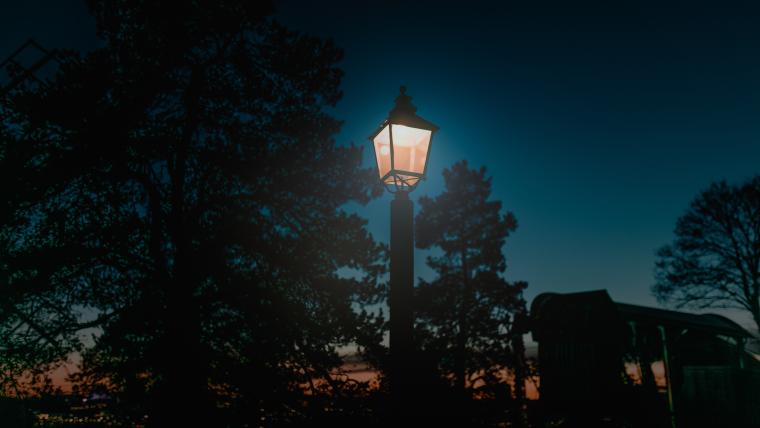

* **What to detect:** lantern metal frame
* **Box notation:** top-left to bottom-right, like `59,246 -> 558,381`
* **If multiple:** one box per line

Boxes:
369,86 -> 439,193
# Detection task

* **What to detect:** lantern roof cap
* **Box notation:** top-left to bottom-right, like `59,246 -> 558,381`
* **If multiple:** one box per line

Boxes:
369,86 -> 439,139
389,86 -> 416,117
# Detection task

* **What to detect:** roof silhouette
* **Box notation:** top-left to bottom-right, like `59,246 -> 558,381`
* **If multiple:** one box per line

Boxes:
532,289 -> 752,339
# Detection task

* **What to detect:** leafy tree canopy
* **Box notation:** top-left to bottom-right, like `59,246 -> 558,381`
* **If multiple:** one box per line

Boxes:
414,160 -> 527,403
0,0 -> 387,425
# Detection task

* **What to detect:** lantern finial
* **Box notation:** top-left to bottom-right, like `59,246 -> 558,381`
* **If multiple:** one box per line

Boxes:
391,85 -> 417,117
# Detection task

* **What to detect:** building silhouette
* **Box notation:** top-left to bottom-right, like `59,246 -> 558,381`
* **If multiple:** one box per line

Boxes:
530,289 -> 760,427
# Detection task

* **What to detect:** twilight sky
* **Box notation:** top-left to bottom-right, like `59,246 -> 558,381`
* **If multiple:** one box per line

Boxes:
3,0 -> 760,330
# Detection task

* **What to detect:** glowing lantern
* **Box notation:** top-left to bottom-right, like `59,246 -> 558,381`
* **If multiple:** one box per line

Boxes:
370,86 -> 439,191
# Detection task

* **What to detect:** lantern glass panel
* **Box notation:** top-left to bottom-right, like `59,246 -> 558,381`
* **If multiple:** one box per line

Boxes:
372,125 -> 392,179
390,124 -> 431,175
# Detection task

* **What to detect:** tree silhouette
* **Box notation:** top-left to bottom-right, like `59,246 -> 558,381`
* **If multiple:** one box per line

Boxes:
654,176 -> 760,333
1,94 -> 85,398
0,1 -> 386,426
414,161 -> 527,411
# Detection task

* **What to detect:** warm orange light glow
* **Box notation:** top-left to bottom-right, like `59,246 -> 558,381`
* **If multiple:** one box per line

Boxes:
651,360 -> 667,388
372,125 -> 392,180
624,361 -> 643,385
391,124 -> 431,173
372,123 -> 432,186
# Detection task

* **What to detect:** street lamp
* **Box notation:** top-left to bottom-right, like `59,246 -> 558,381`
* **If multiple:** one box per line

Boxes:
369,86 -> 438,417
370,86 -> 438,191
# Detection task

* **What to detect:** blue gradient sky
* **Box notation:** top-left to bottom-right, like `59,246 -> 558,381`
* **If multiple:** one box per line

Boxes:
275,0 -> 760,330
4,0 -> 760,331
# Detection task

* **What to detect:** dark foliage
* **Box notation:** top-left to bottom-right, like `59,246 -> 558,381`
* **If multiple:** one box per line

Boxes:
654,176 -> 760,333
0,1 -> 387,426
414,160 -> 528,423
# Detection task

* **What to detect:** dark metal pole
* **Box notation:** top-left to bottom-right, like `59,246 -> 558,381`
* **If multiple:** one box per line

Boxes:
658,325 -> 676,428
390,190 -> 414,417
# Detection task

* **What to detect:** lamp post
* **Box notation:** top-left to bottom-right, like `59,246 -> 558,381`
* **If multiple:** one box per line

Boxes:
369,86 -> 438,416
